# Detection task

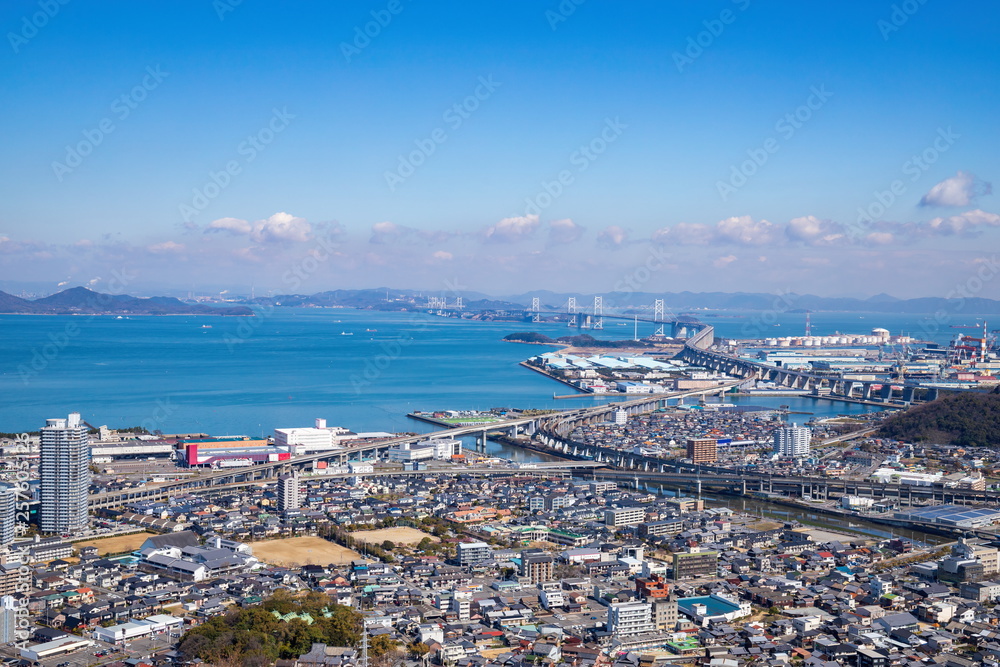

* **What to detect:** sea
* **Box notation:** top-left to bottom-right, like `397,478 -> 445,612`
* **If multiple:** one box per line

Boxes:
0,306 -> 991,437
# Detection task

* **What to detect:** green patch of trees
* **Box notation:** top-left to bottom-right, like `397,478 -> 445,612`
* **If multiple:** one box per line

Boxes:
877,391 -> 1000,447
178,591 -> 364,666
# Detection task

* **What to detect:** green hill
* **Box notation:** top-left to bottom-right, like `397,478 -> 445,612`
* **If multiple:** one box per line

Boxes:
877,389 -> 1000,447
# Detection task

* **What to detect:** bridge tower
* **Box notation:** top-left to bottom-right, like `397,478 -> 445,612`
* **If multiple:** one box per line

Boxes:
653,299 -> 665,336
531,297 -> 541,322
592,296 -> 603,330
567,297 -> 577,327
454,296 -> 463,310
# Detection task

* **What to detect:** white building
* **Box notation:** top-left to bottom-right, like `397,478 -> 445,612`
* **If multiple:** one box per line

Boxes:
605,506 -> 646,527
277,472 -> 300,511
273,418 -> 350,455
40,412 -> 91,534
0,485 -> 15,548
773,424 -> 811,458
385,438 -> 462,463
607,601 -> 655,637
614,409 -> 628,425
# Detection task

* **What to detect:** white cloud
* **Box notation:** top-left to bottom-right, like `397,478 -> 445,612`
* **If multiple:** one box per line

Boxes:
920,171 -> 992,207
927,209 -> 1000,235
431,250 -> 453,261
147,241 -> 185,254
370,221 -> 402,244
713,254 -> 737,268
785,215 -> 845,245
207,217 -> 253,235
596,225 -> 629,247
484,214 -> 539,243
206,212 -> 311,243
548,218 -> 584,244
251,212 -> 311,243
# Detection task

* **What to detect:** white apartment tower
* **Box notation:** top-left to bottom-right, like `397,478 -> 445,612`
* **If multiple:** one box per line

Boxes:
39,412 -> 91,534
773,423 -> 812,458
278,472 -> 301,511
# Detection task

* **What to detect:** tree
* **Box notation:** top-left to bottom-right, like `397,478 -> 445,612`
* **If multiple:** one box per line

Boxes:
382,540 -> 395,551
408,642 -> 431,658
370,634 -> 399,658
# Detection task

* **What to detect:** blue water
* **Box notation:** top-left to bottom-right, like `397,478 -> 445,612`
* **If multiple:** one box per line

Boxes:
0,307 -> 962,435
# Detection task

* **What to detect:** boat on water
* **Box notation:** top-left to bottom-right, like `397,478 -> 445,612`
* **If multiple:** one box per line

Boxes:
340,331 -> 353,336
365,328 -> 377,332
201,325 -> 213,329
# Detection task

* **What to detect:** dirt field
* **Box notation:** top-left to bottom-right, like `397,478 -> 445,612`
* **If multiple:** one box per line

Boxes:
252,536 -> 361,566
349,527 -> 438,545
75,532 -> 153,555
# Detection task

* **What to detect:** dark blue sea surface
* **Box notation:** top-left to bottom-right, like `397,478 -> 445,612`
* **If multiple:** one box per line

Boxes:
1,307 -> 982,435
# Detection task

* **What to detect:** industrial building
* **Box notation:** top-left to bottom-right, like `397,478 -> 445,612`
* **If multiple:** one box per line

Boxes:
894,505 -> 1000,529
384,438 -> 461,463
182,438 -> 291,467
274,418 -> 352,454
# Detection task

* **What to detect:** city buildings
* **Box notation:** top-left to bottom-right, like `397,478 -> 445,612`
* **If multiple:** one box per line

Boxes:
39,412 -> 91,535
773,424 -> 812,457
686,438 -> 717,464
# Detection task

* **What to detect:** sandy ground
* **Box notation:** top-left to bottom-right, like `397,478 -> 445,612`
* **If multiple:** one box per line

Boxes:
349,527 -> 438,545
253,536 -> 361,566
75,532 -> 153,555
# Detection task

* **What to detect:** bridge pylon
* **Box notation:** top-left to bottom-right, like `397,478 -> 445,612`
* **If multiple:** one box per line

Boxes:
592,296 -> 603,330
567,297 -> 577,327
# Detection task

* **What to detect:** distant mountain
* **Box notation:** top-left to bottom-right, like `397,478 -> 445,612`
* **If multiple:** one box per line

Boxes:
248,288 -> 523,312
0,287 -> 252,315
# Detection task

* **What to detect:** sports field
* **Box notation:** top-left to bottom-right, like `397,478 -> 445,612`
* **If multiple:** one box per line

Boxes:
349,526 -> 438,545
75,532 -> 153,555
253,536 -> 361,566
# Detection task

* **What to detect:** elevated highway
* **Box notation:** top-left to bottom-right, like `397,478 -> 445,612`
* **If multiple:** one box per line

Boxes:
677,325 -> 940,403
88,381 -> 739,509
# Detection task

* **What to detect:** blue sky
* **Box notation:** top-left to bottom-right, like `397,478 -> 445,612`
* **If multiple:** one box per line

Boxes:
1,0 -> 998,298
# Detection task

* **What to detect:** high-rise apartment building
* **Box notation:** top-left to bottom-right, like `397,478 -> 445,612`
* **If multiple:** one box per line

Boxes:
686,438 -> 717,464
277,472 -> 301,511
773,424 -> 812,457
0,485 -> 15,548
39,412 -> 91,534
